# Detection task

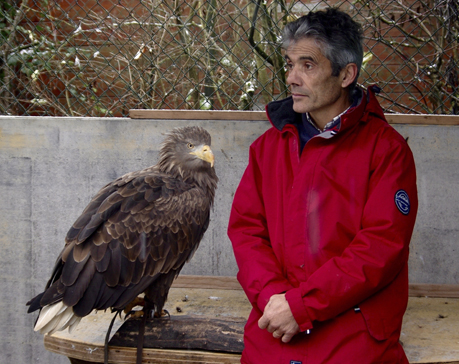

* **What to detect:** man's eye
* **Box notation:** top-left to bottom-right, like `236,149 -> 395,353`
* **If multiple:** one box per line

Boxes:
286,63 -> 293,70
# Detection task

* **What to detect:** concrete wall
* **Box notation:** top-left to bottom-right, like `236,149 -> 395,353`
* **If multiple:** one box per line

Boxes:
0,116 -> 458,363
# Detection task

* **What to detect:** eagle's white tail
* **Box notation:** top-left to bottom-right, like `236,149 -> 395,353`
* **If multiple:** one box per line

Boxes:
34,301 -> 82,335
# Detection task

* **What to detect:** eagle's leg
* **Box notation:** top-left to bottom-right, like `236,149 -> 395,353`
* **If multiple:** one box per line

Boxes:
123,296 -> 169,319
123,297 -> 146,319
144,271 -> 177,317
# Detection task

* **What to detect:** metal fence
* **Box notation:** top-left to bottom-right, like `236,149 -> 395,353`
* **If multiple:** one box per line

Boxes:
1,0 -> 457,117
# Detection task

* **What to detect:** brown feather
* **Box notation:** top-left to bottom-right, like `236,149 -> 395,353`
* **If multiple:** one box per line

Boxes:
95,247 -> 111,273
91,229 -> 106,246
103,242 -> 121,287
72,272 -> 104,317
90,241 -> 108,262
96,283 -> 127,309
60,248 -> 90,286
73,240 -> 92,263
61,242 -> 75,262
77,213 -> 104,243
131,258 -> 147,284
118,254 -> 136,286
38,281 -> 63,307
97,192 -> 123,213
63,259 -> 96,307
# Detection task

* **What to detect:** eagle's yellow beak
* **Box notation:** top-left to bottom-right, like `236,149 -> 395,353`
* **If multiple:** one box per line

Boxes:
190,145 -> 215,167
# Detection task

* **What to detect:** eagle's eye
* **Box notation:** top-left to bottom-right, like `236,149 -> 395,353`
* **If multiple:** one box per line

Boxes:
187,143 -> 194,149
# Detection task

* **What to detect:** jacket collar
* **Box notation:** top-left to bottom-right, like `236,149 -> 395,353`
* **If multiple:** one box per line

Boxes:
265,96 -> 299,131
265,85 -> 385,134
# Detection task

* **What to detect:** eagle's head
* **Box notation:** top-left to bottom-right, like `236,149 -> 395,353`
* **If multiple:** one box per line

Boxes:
158,126 -> 217,184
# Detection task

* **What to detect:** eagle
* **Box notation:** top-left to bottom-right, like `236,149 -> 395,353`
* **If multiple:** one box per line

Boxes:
27,125 -> 218,338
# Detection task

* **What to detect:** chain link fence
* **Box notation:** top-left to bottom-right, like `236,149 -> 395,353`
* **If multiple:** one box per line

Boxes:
1,0 -> 457,117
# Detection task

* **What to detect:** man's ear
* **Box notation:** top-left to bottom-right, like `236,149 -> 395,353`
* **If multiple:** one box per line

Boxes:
341,63 -> 358,88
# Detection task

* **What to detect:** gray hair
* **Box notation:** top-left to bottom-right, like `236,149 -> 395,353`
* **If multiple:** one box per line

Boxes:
282,8 -> 363,91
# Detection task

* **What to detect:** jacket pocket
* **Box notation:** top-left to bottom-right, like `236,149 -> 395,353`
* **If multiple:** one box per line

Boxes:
358,307 -> 391,341
357,294 -> 405,341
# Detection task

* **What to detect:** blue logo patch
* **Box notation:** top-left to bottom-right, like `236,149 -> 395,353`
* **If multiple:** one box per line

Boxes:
290,361 -> 302,364
395,190 -> 410,215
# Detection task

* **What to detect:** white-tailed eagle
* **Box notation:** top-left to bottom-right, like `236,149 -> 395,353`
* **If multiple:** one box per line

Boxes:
27,126 -> 218,338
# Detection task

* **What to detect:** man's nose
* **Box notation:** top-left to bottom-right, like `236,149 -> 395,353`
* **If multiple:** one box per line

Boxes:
286,68 -> 300,86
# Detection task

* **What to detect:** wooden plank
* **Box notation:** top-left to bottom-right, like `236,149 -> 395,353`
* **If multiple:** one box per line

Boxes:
109,315 -> 244,353
129,109 -> 268,121
45,336 -> 241,363
129,109 -> 459,125
386,114 -> 459,125
409,283 -> 459,298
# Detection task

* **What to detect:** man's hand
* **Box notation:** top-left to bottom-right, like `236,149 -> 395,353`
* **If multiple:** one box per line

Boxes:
258,293 -> 300,343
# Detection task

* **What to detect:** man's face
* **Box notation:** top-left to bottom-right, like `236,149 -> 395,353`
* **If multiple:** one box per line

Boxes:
285,37 -> 347,118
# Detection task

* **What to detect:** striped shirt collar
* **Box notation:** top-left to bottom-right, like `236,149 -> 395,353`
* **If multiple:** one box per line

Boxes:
304,105 -> 351,133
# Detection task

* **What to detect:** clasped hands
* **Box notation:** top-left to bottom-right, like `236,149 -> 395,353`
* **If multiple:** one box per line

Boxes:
258,293 -> 300,343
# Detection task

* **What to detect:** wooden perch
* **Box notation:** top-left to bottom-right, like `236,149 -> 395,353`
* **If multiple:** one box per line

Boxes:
109,315 -> 245,353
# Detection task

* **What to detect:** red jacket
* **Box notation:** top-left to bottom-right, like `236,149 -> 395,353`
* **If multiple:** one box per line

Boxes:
228,87 -> 418,363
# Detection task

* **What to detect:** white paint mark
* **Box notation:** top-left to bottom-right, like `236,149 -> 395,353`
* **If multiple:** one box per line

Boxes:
85,347 -> 98,354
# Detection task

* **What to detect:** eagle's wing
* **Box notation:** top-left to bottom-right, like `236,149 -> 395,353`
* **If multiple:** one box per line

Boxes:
28,168 -> 212,318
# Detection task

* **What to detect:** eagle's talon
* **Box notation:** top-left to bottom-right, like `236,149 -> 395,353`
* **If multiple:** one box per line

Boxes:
124,297 -> 146,315
153,309 -> 170,319
124,297 -> 150,320
125,310 -> 145,320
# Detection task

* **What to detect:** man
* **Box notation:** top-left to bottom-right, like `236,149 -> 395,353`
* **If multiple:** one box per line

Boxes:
228,8 -> 418,364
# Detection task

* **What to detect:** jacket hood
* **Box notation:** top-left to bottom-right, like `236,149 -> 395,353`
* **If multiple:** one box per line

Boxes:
266,85 -> 386,134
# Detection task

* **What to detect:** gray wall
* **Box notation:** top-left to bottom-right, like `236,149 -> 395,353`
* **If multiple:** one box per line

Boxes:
0,116 -> 457,363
